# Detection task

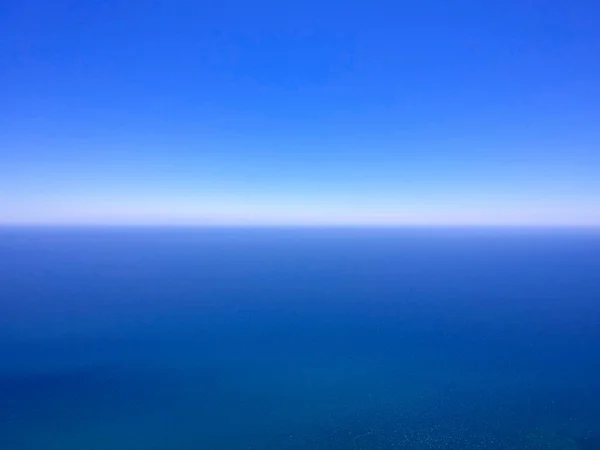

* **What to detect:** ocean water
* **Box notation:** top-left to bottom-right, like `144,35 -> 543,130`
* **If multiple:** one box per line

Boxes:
0,228 -> 599,450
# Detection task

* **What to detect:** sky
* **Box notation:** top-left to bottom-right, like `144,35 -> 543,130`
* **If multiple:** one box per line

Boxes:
1,0 -> 599,226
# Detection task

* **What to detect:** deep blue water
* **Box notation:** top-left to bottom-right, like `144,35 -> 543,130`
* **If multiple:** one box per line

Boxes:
1,228 -> 600,450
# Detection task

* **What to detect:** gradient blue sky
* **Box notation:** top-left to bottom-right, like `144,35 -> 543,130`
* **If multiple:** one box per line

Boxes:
2,0 -> 599,225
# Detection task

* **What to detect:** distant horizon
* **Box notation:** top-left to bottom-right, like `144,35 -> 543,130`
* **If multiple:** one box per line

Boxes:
2,221 -> 600,229
3,205 -> 600,228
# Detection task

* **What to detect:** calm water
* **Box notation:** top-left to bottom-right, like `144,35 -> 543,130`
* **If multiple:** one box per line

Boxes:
1,228 -> 599,450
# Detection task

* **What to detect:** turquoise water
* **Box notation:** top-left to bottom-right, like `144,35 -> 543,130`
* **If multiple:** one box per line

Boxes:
1,228 -> 599,449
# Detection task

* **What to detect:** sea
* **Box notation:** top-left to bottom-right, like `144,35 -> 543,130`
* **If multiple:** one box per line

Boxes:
0,227 -> 599,450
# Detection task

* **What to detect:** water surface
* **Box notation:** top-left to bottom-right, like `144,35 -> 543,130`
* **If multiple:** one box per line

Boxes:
1,228 -> 599,449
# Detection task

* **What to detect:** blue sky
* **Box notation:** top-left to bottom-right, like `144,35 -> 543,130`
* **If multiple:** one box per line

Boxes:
1,0 -> 599,225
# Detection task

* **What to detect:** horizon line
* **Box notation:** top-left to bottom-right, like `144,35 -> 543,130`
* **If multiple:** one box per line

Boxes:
1,222 -> 599,230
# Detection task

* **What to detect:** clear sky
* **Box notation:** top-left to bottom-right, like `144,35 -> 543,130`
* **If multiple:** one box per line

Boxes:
1,0 -> 599,226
